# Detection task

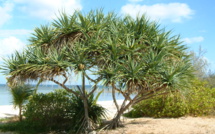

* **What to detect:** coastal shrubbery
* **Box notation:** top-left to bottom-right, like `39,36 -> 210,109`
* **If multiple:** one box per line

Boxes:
24,89 -> 74,131
125,79 -> 215,118
23,89 -> 106,133
0,89 -> 106,134
125,92 -> 188,118
186,80 -> 215,116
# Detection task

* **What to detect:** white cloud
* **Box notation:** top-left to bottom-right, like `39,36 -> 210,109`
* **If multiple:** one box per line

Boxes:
0,29 -> 32,37
121,3 -> 194,23
128,0 -> 143,2
13,0 -> 82,20
0,2 -> 13,27
0,37 -> 26,60
183,36 -> 204,44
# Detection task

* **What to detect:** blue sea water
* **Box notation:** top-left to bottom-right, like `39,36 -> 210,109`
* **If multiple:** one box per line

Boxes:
0,84 -> 126,105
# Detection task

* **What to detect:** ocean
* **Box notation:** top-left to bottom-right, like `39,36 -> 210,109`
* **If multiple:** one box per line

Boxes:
0,84 -> 126,105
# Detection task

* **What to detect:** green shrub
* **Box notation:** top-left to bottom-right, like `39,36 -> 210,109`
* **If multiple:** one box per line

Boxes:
24,89 -> 74,131
125,79 -> 215,118
125,92 -> 188,118
23,89 -> 106,133
186,80 -> 215,116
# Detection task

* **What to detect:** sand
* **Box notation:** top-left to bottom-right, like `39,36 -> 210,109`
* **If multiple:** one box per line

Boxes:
0,105 -> 19,119
97,100 -> 129,119
99,116 -> 215,134
1,101 -> 215,134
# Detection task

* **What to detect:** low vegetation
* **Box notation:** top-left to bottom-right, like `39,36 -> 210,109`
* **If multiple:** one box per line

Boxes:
24,89 -> 74,132
0,89 -> 106,134
124,79 -> 215,118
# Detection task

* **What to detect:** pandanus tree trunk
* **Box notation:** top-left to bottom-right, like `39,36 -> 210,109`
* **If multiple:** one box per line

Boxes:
107,85 -> 169,129
107,99 -> 133,129
19,104 -> 22,121
81,70 -> 92,133
108,109 -> 124,129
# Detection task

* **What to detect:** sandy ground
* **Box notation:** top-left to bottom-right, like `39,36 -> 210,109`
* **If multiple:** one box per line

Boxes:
0,105 -> 19,119
99,116 -> 215,134
97,100 -> 128,119
1,101 -> 215,134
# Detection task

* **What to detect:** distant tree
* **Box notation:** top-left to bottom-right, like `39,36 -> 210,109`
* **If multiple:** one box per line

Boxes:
205,70 -> 215,88
10,84 -> 33,121
190,47 -> 208,79
189,47 -> 215,88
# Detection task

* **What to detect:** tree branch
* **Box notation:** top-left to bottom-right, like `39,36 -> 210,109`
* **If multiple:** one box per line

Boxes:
88,84 -> 97,97
134,91 -> 169,105
112,82 -> 119,112
62,73 -> 68,85
85,73 -> 102,83
112,84 -> 132,101
45,77 -> 82,99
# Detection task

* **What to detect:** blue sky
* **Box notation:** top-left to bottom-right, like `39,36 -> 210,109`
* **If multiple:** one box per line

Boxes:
0,0 -> 214,84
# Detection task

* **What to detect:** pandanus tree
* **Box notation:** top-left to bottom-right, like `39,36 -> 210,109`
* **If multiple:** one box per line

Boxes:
1,10 -> 193,131
97,16 -> 193,128
1,10 -> 109,132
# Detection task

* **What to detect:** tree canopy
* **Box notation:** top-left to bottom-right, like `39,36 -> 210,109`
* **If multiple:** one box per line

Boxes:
1,10 -> 193,130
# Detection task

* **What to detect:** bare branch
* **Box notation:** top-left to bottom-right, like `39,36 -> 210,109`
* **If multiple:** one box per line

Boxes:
88,84 -> 97,97
76,85 -> 83,94
85,73 -> 102,83
112,82 -> 119,112
62,73 -> 68,85
112,84 -> 132,101
45,77 -> 82,99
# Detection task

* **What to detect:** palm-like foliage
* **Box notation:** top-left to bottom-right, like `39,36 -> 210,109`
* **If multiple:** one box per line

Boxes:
28,25 -> 55,52
95,15 -> 193,128
1,10 -> 193,130
10,84 -> 33,121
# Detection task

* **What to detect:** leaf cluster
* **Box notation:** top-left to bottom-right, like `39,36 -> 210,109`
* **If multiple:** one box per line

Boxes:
10,84 -> 33,108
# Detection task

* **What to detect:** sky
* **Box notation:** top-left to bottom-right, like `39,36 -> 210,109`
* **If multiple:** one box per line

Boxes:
0,0 -> 214,84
